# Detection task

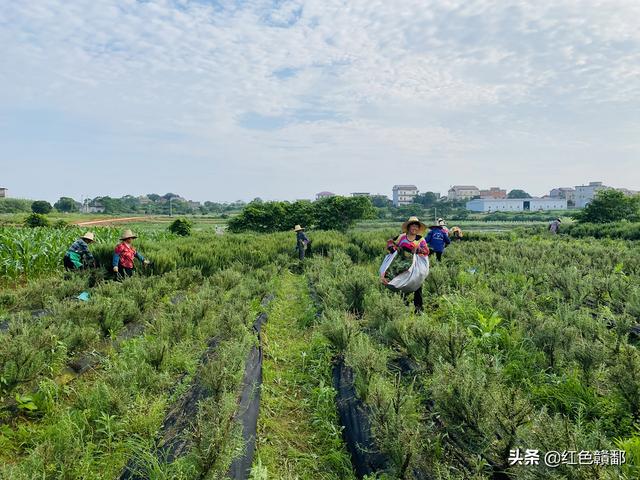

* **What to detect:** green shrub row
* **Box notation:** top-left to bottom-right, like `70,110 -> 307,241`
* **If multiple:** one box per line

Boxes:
304,234 -> 640,479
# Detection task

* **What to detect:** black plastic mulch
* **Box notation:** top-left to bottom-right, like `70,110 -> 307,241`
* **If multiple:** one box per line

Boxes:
119,337 -> 221,480
226,310 -> 268,479
332,357 -> 388,478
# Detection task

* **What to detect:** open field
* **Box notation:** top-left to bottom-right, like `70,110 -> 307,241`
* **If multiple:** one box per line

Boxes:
1,225 -> 639,479
0,215 -> 229,244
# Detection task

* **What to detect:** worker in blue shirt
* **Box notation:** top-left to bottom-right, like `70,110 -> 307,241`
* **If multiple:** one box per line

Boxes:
63,232 -> 96,270
425,222 -> 451,262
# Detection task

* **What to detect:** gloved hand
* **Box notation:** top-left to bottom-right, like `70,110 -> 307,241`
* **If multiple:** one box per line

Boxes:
143,259 -> 150,266
113,266 -> 118,273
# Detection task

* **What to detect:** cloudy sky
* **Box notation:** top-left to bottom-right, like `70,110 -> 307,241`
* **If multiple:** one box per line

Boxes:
1,0 -> 638,202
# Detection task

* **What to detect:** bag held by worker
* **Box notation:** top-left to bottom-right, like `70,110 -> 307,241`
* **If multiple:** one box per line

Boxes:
379,251 -> 430,293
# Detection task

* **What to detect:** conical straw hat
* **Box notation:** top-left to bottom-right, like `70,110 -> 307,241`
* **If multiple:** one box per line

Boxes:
120,229 -> 138,240
401,216 -> 426,235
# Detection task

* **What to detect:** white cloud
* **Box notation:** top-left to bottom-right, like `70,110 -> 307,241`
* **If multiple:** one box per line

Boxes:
0,0 -> 639,200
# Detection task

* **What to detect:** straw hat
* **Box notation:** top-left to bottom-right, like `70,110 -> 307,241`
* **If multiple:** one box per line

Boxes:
120,229 -> 138,241
293,225 -> 304,232
81,231 -> 95,242
401,216 -> 426,235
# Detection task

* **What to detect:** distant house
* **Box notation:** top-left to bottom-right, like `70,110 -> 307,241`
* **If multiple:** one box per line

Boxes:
82,201 -> 105,213
574,182 -> 609,208
392,185 -> 418,207
479,187 -> 506,199
351,192 -> 370,197
549,187 -> 576,207
316,191 -> 335,200
550,187 -> 575,199
617,188 -> 639,196
0,187 -> 7,198
467,198 -> 567,212
448,185 -> 480,201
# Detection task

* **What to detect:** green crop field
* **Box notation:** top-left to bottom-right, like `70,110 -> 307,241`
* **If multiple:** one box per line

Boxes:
1,225 -> 639,479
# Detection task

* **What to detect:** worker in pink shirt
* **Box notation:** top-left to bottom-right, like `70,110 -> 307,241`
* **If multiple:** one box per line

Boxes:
112,229 -> 150,278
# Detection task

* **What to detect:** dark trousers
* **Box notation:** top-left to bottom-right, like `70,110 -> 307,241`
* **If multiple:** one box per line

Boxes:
430,250 -> 443,261
63,255 -> 77,271
402,286 -> 423,313
115,265 -> 134,280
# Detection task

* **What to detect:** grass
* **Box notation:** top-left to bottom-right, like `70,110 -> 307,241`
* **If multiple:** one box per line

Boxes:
3,224 -> 639,478
0,260 -> 269,479
253,271 -> 355,480
304,234 -> 640,478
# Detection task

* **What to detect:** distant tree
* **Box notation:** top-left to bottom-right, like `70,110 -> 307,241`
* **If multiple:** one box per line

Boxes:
370,195 -> 392,208
147,193 -> 161,202
314,196 -> 376,231
31,200 -> 53,214
54,197 -> 78,213
395,204 -> 425,219
24,213 -> 49,227
413,192 -> 439,207
228,196 -> 375,232
0,198 -> 33,213
169,218 -> 192,236
96,196 -> 123,214
577,190 -> 640,223
228,200 -> 287,233
507,189 -> 532,199
283,200 -> 314,230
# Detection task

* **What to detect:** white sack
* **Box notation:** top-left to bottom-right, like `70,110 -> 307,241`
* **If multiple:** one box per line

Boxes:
379,252 -> 430,293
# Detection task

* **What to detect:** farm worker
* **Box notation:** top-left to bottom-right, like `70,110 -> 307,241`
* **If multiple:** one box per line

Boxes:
549,218 -> 561,235
294,225 -> 311,260
426,221 -> 451,262
450,226 -> 463,241
437,218 -> 449,234
382,216 -> 430,312
63,231 -> 96,270
112,229 -> 149,278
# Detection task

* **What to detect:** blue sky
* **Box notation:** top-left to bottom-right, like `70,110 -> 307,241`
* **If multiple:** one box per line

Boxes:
1,0 -> 638,202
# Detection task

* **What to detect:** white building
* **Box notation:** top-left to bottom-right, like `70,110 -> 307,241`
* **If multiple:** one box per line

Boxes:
448,185 -> 480,201
315,191 -> 335,201
392,185 -> 418,207
0,187 -> 6,198
82,200 -> 105,213
466,198 -> 567,212
574,181 -> 609,208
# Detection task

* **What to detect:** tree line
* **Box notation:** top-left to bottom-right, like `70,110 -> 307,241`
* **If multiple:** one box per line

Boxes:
0,194 -> 246,215
228,196 -> 377,232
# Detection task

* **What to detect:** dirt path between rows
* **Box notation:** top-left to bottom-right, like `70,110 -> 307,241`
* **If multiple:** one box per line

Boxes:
254,272 -> 355,479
